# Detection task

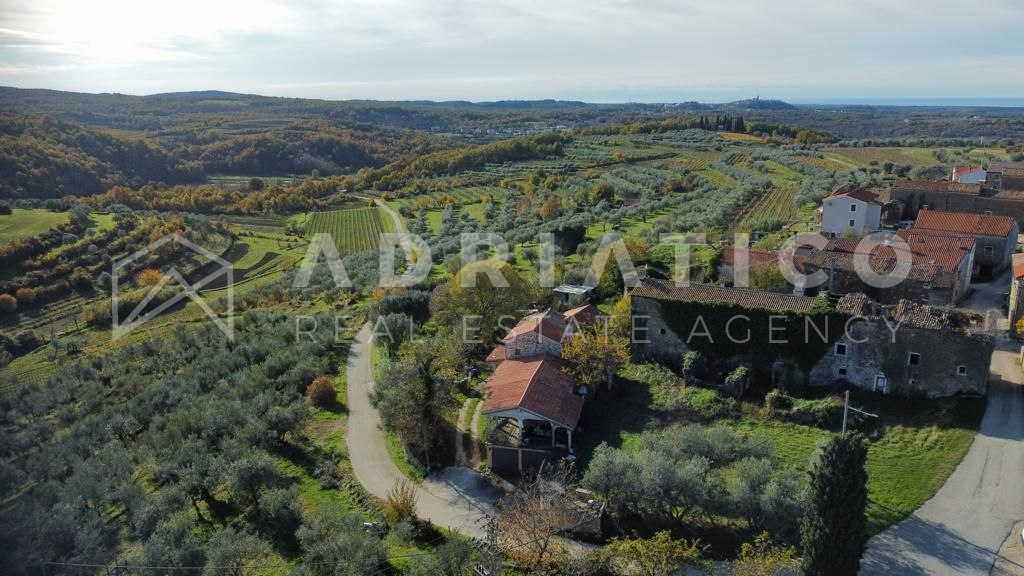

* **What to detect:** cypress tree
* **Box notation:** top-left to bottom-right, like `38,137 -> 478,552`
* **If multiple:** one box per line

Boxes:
801,432 -> 868,576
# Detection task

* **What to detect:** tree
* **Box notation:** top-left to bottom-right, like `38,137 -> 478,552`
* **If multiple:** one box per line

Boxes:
561,326 -> 629,391
603,531 -> 706,576
748,264 -> 790,293
248,177 -> 265,192
305,375 -> 337,408
296,507 -> 386,576
430,261 -> 534,346
203,527 -> 271,576
0,294 -> 17,313
591,181 -> 616,205
539,195 -> 561,220
14,287 -> 36,305
801,432 -> 868,576
496,468 -> 581,572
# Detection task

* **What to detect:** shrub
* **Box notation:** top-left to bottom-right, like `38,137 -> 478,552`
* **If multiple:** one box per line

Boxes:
305,375 -> 337,408
136,268 -> 164,288
765,390 -> 795,413
14,287 -> 37,305
0,294 -> 17,313
383,478 -> 418,524
787,397 -> 844,428
679,387 -> 738,421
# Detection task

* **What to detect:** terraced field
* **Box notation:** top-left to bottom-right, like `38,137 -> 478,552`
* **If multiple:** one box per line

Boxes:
305,207 -> 396,254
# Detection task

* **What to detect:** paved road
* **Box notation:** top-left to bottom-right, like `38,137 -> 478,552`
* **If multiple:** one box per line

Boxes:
861,273 -> 1024,576
345,323 -> 501,538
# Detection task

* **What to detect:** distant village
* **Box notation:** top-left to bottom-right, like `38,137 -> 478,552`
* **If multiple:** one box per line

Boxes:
480,162 -> 1024,474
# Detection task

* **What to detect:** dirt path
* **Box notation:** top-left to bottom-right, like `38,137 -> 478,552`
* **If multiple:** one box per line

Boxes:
346,323 -> 502,537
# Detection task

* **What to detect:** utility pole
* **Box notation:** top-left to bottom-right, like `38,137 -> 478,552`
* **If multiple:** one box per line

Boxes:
842,389 -> 878,434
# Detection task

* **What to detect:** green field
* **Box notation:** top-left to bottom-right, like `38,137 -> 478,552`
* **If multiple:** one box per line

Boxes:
0,209 -> 69,242
305,207 -> 396,254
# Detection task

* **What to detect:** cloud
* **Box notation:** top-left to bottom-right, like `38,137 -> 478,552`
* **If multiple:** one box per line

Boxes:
0,0 -> 1021,100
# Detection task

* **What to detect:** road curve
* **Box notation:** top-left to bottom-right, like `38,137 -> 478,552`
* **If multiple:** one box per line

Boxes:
345,323 -> 500,538
860,329 -> 1024,576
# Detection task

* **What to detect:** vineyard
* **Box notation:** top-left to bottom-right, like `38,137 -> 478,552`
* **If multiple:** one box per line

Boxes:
305,207 -> 396,254
734,184 -> 798,231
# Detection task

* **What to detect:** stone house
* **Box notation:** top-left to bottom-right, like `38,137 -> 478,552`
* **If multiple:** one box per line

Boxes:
891,176 -> 1024,223
629,279 -> 822,365
809,294 -> 992,397
819,187 -> 883,237
911,209 -> 1017,279
801,232 -> 974,305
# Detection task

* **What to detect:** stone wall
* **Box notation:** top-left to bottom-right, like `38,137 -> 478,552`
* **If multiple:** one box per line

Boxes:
630,296 -> 688,365
506,332 -> 562,359
808,318 -> 992,397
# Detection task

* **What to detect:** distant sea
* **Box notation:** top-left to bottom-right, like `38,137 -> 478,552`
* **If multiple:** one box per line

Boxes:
791,97 -> 1024,108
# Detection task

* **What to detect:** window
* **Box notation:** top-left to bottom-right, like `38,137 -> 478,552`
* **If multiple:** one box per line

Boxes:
835,343 -> 847,356
984,246 -> 994,256
849,219 -> 856,228
659,328 -> 666,335
908,352 -> 921,366
838,368 -> 848,376
957,365 -> 968,376
874,375 -> 888,393
850,204 -> 857,212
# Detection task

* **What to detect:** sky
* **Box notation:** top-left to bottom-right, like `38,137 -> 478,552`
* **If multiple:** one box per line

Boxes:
0,0 -> 1022,103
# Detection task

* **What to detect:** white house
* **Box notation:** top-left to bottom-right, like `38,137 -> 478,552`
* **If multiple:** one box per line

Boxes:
820,187 -> 883,237
953,165 -> 987,184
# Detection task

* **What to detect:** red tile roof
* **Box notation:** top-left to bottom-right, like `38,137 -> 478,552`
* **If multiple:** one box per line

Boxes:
891,180 -> 982,195
913,209 -> 1016,238
894,229 -> 975,273
825,187 -> 883,206
485,346 -> 506,363
504,310 -> 565,342
631,278 -> 819,313
482,355 -> 583,429
722,247 -> 780,267
837,293 -> 981,331
953,165 -> 984,180
563,303 -> 601,326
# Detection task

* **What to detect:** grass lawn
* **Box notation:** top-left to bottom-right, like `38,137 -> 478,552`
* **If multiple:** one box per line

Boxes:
0,209 -> 68,242
584,363 -> 986,535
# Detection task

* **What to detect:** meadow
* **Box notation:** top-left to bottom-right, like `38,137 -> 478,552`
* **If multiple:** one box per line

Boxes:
0,209 -> 69,241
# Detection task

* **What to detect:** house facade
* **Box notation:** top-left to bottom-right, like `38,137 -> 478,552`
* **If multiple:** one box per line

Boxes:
911,209 -> 1017,279
1010,253 -> 1024,334
809,294 -> 992,397
891,177 -> 1024,222
820,187 -> 883,237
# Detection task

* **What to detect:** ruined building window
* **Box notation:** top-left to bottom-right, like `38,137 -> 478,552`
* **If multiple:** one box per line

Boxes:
835,343 -> 847,356
908,352 -> 921,366
957,365 -> 968,376
659,328 -> 666,335
849,219 -> 856,228
838,367 -> 848,376
850,204 -> 857,212
984,246 -> 994,256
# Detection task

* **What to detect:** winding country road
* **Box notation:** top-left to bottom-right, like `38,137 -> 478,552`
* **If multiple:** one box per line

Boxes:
345,323 -> 501,538
861,274 -> 1024,575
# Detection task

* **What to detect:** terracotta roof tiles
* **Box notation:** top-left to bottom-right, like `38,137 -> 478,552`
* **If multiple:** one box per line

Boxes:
913,209 -> 1016,238
482,355 -> 584,429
